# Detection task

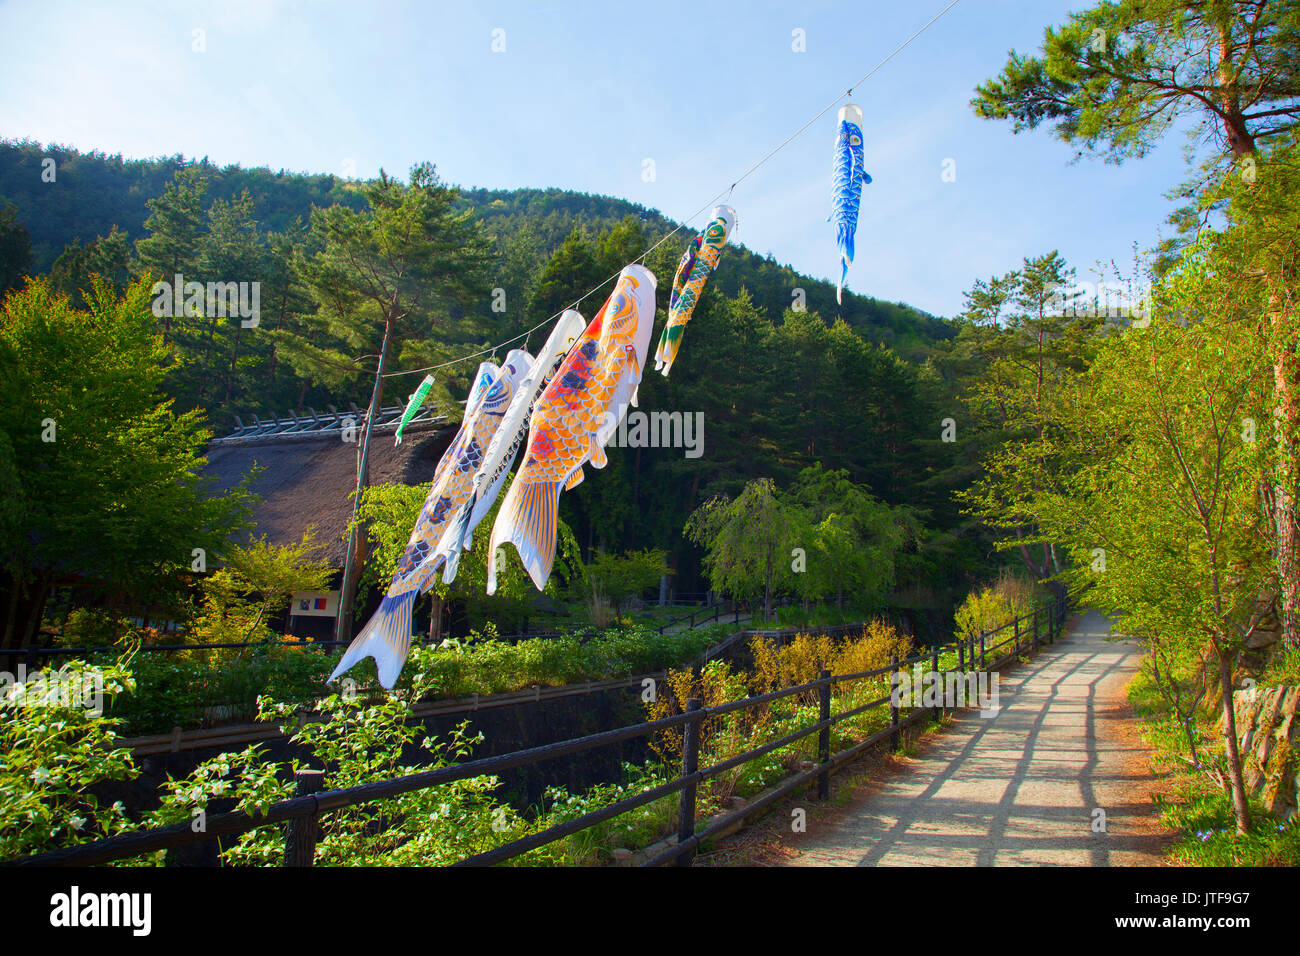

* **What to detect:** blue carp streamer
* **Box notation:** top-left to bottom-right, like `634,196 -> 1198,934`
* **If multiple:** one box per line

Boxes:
830,104 -> 872,304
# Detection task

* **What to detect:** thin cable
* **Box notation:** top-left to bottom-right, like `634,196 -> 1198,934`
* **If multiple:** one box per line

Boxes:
384,0 -> 961,380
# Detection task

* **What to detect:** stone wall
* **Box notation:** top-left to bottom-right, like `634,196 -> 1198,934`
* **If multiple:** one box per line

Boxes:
1231,684 -> 1300,821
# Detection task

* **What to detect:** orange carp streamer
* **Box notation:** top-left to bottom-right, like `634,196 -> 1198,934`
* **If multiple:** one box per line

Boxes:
487,264 -> 657,593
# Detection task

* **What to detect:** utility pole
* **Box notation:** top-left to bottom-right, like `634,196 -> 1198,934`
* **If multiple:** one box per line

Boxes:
334,303 -> 396,644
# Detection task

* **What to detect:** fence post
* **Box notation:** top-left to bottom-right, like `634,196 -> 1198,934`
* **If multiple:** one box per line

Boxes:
1032,608 -> 1039,651
889,655 -> 900,751
1049,601 -> 1056,643
1013,617 -> 1020,655
676,698 -> 702,867
817,670 -> 831,799
931,644 -> 941,721
283,768 -> 325,867
979,631 -> 986,669
958,636 -> 965,672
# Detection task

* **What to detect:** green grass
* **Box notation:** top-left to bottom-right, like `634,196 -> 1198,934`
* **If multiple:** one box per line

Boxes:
1259,646 -> 1300,688
1128,668 -> 1300,866
1155,783 -> 1300,865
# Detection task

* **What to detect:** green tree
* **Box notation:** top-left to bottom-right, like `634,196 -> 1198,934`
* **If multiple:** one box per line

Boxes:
190,532 -> 333,645
583,548 -> 669,613
291,164 -> 497,641
0,203 -> 33,298
685,477 -> 803,622
356,478 -> 582,638
1214,140 -> 1300,651
958,252 -> 1105,587
48,226 -> 132,308
972,1 -> 1300,162
983,241 -> 1271,833
785,465 -> 915,611
133,167 -> 209,342
0,277 -> 253,649
974,4 -> 1300,646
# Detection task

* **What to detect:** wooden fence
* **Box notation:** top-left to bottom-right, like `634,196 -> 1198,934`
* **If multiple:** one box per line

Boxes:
4,589 -> 1076,868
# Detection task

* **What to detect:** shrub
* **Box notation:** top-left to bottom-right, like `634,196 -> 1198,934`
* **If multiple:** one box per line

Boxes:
0,659 -> 138,859
954,569 -> 1043,640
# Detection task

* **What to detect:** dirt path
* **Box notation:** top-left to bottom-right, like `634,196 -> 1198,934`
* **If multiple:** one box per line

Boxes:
781,609 -> 1175,866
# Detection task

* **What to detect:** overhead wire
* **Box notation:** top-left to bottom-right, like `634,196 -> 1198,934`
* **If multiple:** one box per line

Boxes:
382,0 -> 962,380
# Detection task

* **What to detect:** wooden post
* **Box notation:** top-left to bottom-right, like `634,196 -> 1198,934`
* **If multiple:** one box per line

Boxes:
1032,608 -> 1039,651
889,655 -> 900,751
979,631 -> 985,669
1049,602 -> 1056,643
1013,617 -> 1019,655
676,698 -> 702,867
958,636 -> 965,672
817,670 -> 831,799
931,645 -> 941,721
283,769 -> 325,867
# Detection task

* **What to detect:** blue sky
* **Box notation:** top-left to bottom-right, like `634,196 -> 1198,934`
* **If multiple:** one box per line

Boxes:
0,0 -> 1199,318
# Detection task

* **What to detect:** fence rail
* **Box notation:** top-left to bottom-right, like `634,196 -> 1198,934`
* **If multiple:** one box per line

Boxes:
5,588 -> 1078,868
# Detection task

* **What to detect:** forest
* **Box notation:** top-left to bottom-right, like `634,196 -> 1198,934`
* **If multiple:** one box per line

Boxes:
0,136 -> 1005,641
2,0 -> 1299,870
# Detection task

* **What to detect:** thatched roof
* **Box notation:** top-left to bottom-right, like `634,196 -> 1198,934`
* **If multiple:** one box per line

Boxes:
202,418 -> 456,568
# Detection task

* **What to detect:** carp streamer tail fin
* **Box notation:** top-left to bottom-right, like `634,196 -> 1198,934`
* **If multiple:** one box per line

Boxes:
836,220 -> 856,304
655,322 -> 684,376
327,589 -> 417,690
489,478 -> 561,593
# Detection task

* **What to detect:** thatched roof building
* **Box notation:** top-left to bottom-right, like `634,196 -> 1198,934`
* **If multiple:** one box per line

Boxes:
202,407 -> 456,568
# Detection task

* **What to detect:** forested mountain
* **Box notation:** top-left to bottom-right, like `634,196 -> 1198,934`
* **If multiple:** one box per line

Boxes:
0,138 -> 988,614
0,140 -> 948,354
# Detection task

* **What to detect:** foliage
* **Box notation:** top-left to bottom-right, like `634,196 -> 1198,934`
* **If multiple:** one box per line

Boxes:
0,139 -> 971,611
188,532 -> 333,646
953,250 -> 1107,583
582,548 -> 669,612
57,608 -> 136,649
954,569 -> 1043,641
646,620 -> 914,814
141,678 -> 539,866
0,277 -> 254,648
356,477 -> 583,634
401,624 -> 722,700
686,478 -> 802,623
747,620 -> 912,699
784,464 -> 919,611
535,761 -> 677,865
1129,668 -> 1299,865
1258,647 -> 1300,688
0,203 -> 33,297
972,1 -> 1300,164
0,659 -> 138,859
107,645 -> 336,735
969,236 -> 1276,833
111,621 -> 725,735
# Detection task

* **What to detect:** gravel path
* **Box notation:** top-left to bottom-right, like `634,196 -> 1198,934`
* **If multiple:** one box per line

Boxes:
784,609 -> 1174,866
